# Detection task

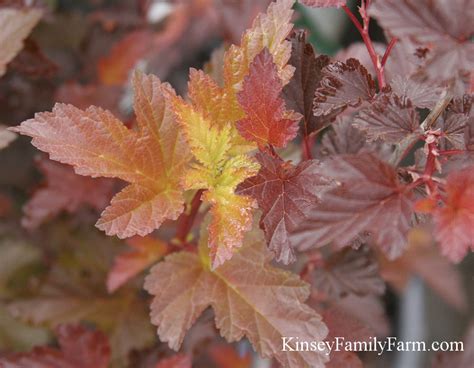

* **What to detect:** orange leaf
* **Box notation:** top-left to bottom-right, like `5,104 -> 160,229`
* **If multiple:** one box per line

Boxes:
144,229 -> 329,368
13,71 -> 191,238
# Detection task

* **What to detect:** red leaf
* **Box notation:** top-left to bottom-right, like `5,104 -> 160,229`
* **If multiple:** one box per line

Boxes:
430,167 -> 474,262
313,58 -> 376,118
0,324 -> 110,368
237,48 -> 301,148
238,152 -> 333,263
22,158 -> 115,229
107,235 -> 169,293
353,92 -> 422,144
299,0 -> 346,7
295,153 -> 415,259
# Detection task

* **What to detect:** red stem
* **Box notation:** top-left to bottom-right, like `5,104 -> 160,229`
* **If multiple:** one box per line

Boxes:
342,2 -> 396,89
175,189 -> 204,244
302,134 -> 313,160
381,37 -> 398,67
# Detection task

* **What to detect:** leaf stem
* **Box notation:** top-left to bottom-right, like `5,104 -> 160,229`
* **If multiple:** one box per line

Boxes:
302,134 -> 313,160
342,2 -> 395,89
175,189 -> 204,244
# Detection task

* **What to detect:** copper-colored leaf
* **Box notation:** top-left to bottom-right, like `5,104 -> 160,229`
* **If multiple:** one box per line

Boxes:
0,7 -> 42,77
22,158 -> 114,229
238,152 -> 333,264
295,153 -> 414,259
107,236 -> 169,293
12,72 -> 190,238
313,58 -> 376,118
237,48 -> 300,148
0,324 -> 110,368
353,92 -> 422,144
144,229 -> 329,368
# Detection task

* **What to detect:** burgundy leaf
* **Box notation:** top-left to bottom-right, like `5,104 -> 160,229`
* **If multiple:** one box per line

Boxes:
319,116 -> 391,159
283,30 -> 333,134
390,76 -> 443,109
238,152 -> 333,263
437,94 -> 472,150
308,247 -> 385,301
295,153 -> 415,259
353,92 -> 421,144
313,58 -> 376,118
370,0 -> 474,84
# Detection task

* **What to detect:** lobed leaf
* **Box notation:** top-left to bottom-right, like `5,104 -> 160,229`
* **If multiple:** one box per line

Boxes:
12,72 -> 191,239
170,93 -> 259,268
313,58 -> 376,118
370,0 -> 474,84
295,153 -> 415,259
144,229 -> 329,368
353,92 -> 422,144
237,48 -> 301,148
390,76 -> 443,109
238,152 -> 333,264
